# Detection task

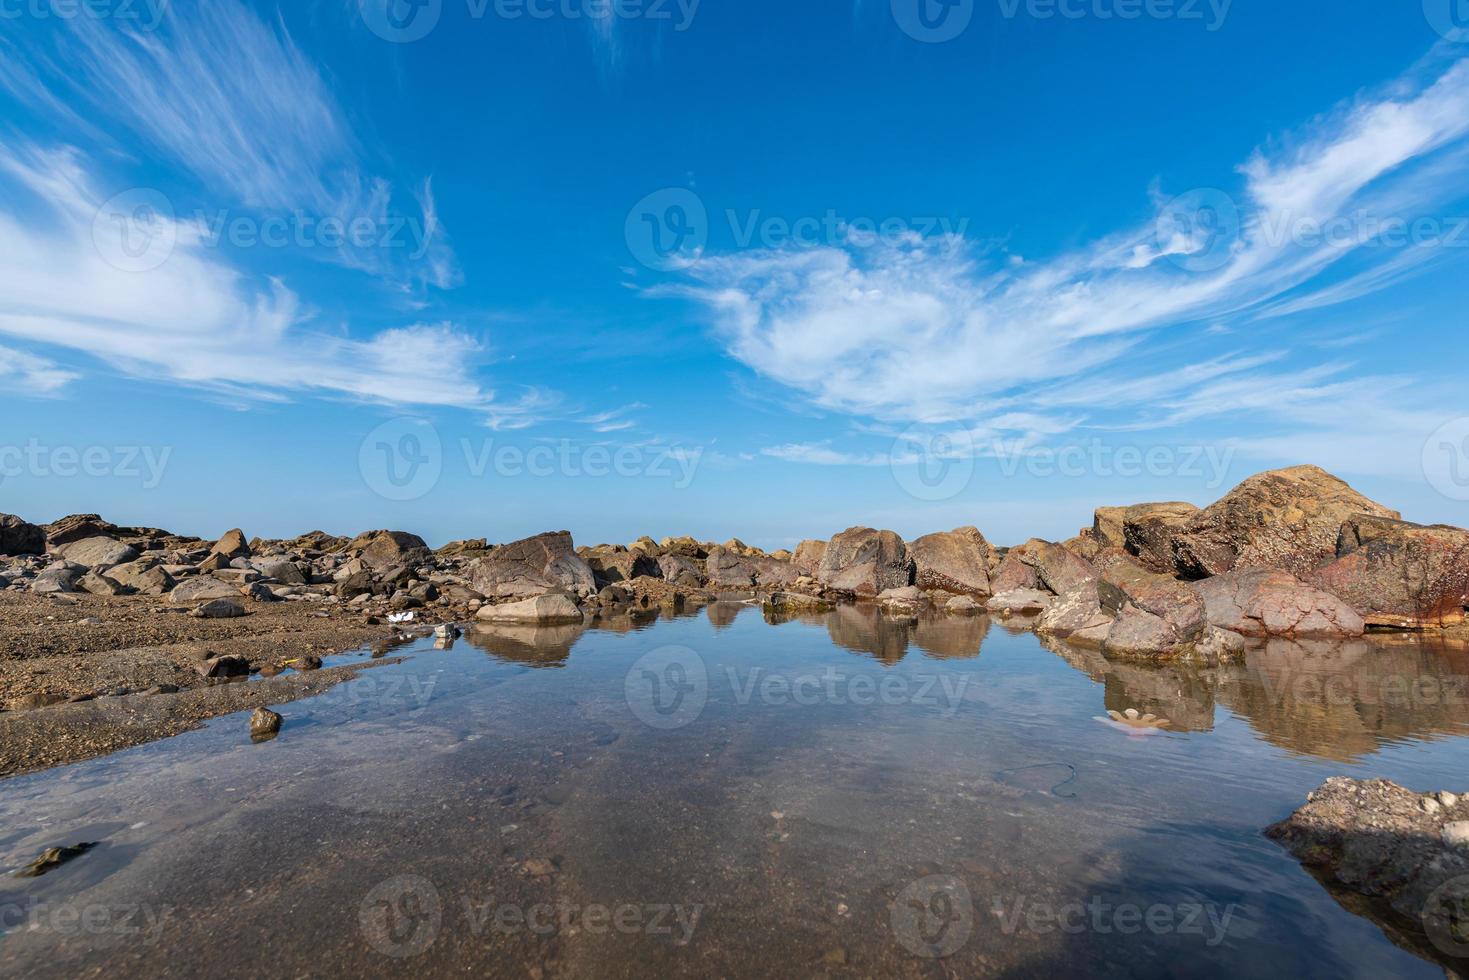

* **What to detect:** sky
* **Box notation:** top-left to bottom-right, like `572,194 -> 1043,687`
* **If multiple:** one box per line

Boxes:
2,0 -> 1468,550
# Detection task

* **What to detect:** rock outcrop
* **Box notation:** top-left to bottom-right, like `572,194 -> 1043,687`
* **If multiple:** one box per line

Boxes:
580,545 -> 662,587
346,530 -> 430,569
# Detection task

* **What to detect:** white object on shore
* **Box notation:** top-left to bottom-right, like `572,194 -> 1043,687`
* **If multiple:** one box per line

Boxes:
387,611 -> 416,624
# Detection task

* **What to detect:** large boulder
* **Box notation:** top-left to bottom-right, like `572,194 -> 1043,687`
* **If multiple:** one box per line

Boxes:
989,552 -> 1041,593
1035,586 -> 1112,638
254,557 -> 307,585
346,530 -> 429,569
475,594 -> 585,625
581,545 -> 662,587
1139,466 -> 1399,579
752,556 -> 798,588
54,536 -> 138,571
107,559 -> 175,596
1012,539 -> 1098,596
32,565 -> 81,594
0,514 -> 45,556
470,531 -> 596,598
1305,516 -> 1469,629
816,527 -> 914,598
1192,568 -> 1365,637
909,527 -> 994,597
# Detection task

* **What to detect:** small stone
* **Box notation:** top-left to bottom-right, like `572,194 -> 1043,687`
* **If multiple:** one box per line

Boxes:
1421,797 -> 1442,814
249,707 -> 282,741
15,843 -> 95,878
521,858 -> 557,876
195,655 -> 250,679
1443,822 -> 1469,850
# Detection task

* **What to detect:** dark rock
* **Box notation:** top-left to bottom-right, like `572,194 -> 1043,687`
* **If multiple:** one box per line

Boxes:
43,514 -> 118,547
15,843 -> 96,878
582,546 -> 662,587
196,654 -> 250,678
347,529 -> 431,569
0,513 -> 46,556
250,707 -> 283,741
656,554 -> 704,587
703,545 -> 757,587
1096,552 -> 1206,643
1093,502 -> 1200,571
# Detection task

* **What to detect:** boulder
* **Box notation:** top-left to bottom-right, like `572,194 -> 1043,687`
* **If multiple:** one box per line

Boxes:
255,558 -> 307,585
985,588 -> 1052,615
191,598 -> 247,619
475,594 -> 585,625
1305,516 -> 1469,629
791,539 -> 828,575
704,546 -> 757,587
0,514 -> 45,556
909,527 -> 994,597
77,571 -> 126,596
659,536 -> 709,559
347,530 -> 429,569
249,707 -> 283,741
54,536 -> 138,570
582,546 -> 662,586
946,595 -> 983,614
816,527 -> 914,598
32,566 -> 81,594
1093,502 -> 1200,572
1096,553 -> 1206,644
208,528 -> 251,559
989,552 -> 1040,593
196,654 -> 250,679
471,531 -> 597,598
169,577 -> 241,604
877,585 -> 926,613
1013,539 -> 1098,596
1036,587 -> 1112,638
752,556 -> 798,588
1192,568 -> 1365,637
657,554 -> 705,587
763,591 -> 836,614
107,559 -> 175,596
1135,466 -> 1398,579
1104,603 -> 1192,658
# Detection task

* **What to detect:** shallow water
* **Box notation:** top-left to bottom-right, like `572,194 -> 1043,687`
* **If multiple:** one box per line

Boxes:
2,603 -> 1467,977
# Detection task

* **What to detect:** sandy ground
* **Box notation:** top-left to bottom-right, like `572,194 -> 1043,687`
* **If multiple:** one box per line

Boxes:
0,591 -> 425,777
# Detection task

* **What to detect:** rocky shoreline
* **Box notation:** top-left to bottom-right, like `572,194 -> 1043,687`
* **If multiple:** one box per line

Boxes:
2,463 -> 1466,726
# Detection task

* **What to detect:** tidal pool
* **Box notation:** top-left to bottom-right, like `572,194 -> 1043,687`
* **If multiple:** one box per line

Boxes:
2,602 -> 1467,977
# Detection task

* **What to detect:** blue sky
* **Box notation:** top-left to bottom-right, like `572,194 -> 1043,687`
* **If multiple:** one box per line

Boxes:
2,0 -> 1468,549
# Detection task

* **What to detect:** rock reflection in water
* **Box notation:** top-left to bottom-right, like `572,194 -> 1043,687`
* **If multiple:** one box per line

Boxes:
466,622 -> 587,668
1045,632 -> 1469,760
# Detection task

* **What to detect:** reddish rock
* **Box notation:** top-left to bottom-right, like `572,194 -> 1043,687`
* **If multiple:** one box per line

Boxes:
909,527 -> 994,597
1096,552 -> 1207,643
1192,568 -> 1365,637
1012,539 -> 1098,596
470,531 -> 596,598
816,527 -> 913,598
346,529 -> 429,569
1306,516 -> 1469,629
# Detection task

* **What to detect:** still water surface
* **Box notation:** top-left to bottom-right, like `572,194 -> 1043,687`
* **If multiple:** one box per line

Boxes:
2,602 -> 1467,977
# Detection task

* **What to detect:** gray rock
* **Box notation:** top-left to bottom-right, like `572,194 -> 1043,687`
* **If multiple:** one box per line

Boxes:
985,588 -> 1052,615
255,557 -> 307,585
657,554 -> 704,587
169,577 -> 240,603
107,559 -> 175,596
32,566 -> 81,594
470,531 -> 596,598
191,597 -> 247,619
475,593 -> 585,625
77,571 -> 126,596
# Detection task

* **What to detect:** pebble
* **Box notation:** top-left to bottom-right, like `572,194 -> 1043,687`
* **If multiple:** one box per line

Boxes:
249,707 -> 282,741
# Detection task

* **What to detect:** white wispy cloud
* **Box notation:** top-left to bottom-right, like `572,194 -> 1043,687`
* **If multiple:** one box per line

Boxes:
660,54 -> 1469,460
0,142 -> 534,419
0,344 -> 77,395
2,0 -> 456,290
